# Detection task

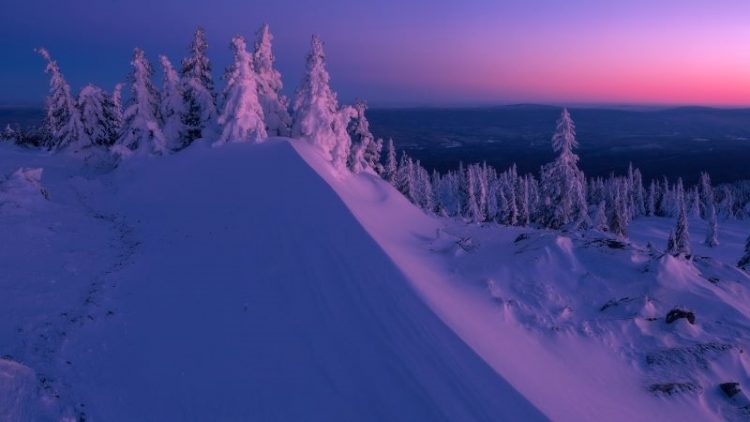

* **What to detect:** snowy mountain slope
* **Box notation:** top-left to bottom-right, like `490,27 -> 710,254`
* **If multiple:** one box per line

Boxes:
0,140 -> 546,421
293,139 -> 750,421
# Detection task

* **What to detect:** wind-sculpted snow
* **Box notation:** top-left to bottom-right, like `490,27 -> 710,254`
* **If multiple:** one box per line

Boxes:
12,140 -> 541,421
294,138 -> 750,421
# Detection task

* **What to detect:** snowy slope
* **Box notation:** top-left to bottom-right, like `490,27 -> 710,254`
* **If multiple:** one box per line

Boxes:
0,140 -> 545,421
293,139 -> 750,421
4,138 -> 750,421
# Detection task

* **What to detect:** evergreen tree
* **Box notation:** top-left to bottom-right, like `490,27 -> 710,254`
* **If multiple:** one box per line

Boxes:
253,24 -> 291,137
292,35 -> 354,171
705,201 -> 719,247
159,55 -> 187,149
347,99 -> 383,174
36,48 -> 87,152
384,138 -> 398,185
181,27 -> 217,145
112,48 -> 168,156
539,108 -> 589,229
593,201 -> 608,232
77,84 -> 118,146
669,201 -> 691,257
215,36 -> 267,145
111,83 -> 124,136
738,235 -> 750,270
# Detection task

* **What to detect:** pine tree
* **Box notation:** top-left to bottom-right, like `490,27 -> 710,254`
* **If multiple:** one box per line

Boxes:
669,201 -> 691,257
253,24 -> 291,137
159,55 -> 187,149
112,48 -> 168,157
539,108 -> 589,229
347,99 -> 383,174
215,36 -> 267,145
77,84 -> 118,146
292,35 -> 354,171
384,138 -> 398,185
699,172 -> 714,219
593,201 -> 608,232
705,201 -> 719,247
111,83 -> 124,136
36,48 -> 87,152
181,27 -> 217,146
738,235 -> 750,270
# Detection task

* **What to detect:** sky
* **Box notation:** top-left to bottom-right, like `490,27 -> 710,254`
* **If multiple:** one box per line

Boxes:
2,0 -> 750,107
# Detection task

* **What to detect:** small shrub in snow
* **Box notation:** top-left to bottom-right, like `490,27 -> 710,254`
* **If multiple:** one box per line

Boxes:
665,308 -> 695,325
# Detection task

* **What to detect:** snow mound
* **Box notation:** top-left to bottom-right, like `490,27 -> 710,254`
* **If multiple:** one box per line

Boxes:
0,168 -> 48,212
0,358 -> 38,422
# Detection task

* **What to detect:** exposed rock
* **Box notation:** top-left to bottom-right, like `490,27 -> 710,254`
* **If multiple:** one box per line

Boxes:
721,382 -> 742,398
666,308 -> 695,325
648,382 -> 702,396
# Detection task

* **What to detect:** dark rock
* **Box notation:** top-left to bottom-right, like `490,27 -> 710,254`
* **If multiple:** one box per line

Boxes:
513,233 -> 529,243
721,382 -> 742,398
708,277 -> 720,284
666,308 -> 695,325
648,382 -> 702,395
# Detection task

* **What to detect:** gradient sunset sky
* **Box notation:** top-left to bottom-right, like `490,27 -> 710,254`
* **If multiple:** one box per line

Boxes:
2,0 -> 749,107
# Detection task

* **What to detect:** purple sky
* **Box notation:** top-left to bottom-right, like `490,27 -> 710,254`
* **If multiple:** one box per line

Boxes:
2,0 -> 750,107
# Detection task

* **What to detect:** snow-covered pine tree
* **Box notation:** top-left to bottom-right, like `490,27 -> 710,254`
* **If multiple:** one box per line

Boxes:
738,235 -> 750,270
346,99 -> 383,174
253,24 -> 291,137
77,84 -> 118,146
347,99 -> 372,173
593,201 -> 608,232
609,183 -> 627,237
539,108 -> 589,229
292,35 -> 354,171
215,36 -> 267,145
1,125 -> 17,143
670,200 -> 691,257
705,201 -> 719,247
384,138 -> 398,185
181,27 -> 217,146
699,172 -> 714,219
159,55 -> 187,149
647,180 -> 657,216
112,48 -> 168,157
111,83 -> 124,137
36,48 -> 87,152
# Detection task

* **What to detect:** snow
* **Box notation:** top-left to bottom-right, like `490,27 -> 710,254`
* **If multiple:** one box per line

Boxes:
0,140 -> 543,421
3,136 -> 750,420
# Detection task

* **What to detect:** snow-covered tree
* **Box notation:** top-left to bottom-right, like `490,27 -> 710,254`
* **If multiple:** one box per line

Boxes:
292,35 -> 354,171
539,108 -> 589,229
181,27 -> 217,145
705,201 -> 719,247
112,48 -> 168,156
253,24 -> 291,137
215,36 -> 267,145
384,138 -> 398,185
111,83 -> 124,136
668,201 -> 691,257
36,48 -> 87,152
1,125 -> 17,143
593,201 -> 608,232
159,55 -> 187,149
347,99 -> 383,174
738,235 -> 750,270
77,84 -> 118,146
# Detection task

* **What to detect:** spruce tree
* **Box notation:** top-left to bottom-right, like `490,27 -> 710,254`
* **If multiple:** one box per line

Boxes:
292,35 -> 354,171
670,201 -> 691,257
384,138 -> 398,185
705,202 -> 719,247
181,27 -> 217,145
215,36 -> 267,145
36,48 -> 87,152
738,235 -> 750,270
253,24 -> 291,137
539,108 -> 589,229
159,55 -> 187,149
112,48 -> 168,157
77,84 -> 118,146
